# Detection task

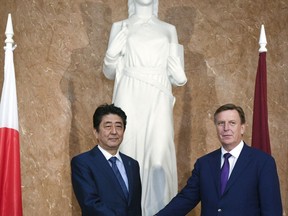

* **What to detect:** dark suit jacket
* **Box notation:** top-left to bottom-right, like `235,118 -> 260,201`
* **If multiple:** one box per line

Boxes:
157,143 -> 282,216
71,146 -> 142,216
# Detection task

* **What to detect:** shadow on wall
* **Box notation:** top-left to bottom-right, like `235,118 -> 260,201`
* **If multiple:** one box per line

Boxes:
60,2 -> 113,216
165,6 -> 217,216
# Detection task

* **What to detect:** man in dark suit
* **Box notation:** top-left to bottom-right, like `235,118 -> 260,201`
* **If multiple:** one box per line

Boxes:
156,103 -> 282,216
71,104 -> 142,216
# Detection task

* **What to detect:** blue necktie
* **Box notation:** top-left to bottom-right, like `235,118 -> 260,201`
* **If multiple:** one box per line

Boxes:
109,157 -> 129,199
220,153 -> 232,195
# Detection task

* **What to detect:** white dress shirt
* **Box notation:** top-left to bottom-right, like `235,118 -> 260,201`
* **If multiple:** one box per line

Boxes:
221,140 -> 244,178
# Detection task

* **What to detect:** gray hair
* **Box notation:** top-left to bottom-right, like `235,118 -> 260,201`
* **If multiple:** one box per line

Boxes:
128,0 -> 159,17
214,103 -> 246,125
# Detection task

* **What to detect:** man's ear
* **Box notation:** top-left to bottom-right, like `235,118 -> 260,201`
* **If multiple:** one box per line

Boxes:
241,124 -> 246,135
93,129 -> 99,139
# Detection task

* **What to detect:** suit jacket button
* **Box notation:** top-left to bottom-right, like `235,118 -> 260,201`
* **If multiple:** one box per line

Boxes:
218,208 -> 222,212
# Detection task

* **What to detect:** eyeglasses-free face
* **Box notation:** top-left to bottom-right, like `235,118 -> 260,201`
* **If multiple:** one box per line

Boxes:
94,114 -> 125,155
215,110 -> 245,151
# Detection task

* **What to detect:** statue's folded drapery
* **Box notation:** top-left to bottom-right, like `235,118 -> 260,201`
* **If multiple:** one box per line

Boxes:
103,10 -> 187,216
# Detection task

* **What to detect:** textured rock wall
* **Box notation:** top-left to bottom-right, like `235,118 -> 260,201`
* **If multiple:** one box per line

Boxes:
0,0 -> 287,215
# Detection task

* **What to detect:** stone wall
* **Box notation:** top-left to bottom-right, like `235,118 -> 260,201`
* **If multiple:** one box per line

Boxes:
0,0 -> 287,215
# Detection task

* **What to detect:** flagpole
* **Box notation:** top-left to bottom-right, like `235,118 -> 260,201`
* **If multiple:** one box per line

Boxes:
0,13 -> 23,216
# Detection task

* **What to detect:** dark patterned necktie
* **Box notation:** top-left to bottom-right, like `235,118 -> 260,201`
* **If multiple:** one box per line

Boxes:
109,157 -> 129,199
220,153 -> 232,195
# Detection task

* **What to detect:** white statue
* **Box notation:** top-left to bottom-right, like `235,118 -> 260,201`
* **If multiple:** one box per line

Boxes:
103,0 -> 187,215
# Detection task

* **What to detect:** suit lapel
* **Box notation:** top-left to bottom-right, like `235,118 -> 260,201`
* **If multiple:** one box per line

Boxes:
223,144 -> 252,194
208,149 -> 222,196
120,153 -> 133,204
92,146 -> 128,202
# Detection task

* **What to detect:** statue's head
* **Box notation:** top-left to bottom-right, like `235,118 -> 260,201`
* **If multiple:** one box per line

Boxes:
128,0 -> 159,17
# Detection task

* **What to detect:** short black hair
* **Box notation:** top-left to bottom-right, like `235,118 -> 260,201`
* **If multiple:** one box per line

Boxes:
93,104 -> 127,132
214,103 -> 246,124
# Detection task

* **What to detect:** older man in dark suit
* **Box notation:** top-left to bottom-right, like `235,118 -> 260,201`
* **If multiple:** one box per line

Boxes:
156,103 -> 282,216
71,104 -> 141,216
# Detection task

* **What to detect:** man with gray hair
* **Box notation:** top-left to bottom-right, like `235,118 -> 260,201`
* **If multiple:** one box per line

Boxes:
156,103 -> 282,216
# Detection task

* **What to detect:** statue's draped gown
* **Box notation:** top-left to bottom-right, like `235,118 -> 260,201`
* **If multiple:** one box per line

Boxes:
104,15 -> 186,216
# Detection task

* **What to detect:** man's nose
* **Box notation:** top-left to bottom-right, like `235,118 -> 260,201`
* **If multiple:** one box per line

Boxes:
110,125 -> 117,133
223,123 -> 230,130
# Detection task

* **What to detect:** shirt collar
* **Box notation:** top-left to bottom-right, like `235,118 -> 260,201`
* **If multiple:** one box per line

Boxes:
97,145 -> 122,162
221,140 -> 244,158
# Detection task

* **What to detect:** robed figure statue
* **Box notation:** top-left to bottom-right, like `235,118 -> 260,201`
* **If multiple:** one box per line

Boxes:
103,0 -> 187,215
